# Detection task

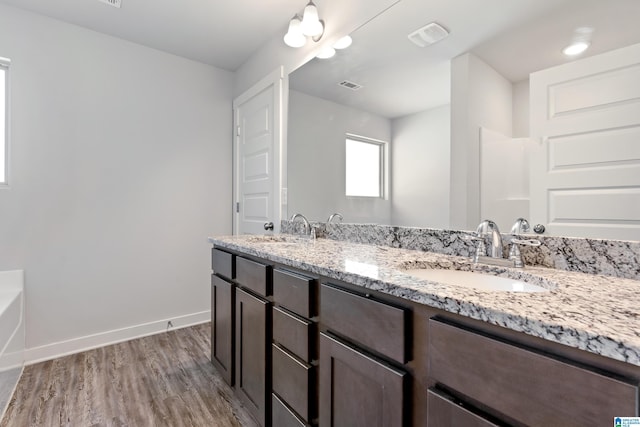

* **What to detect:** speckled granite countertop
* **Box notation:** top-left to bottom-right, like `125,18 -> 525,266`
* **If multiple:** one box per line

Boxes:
209,235 -> 640,367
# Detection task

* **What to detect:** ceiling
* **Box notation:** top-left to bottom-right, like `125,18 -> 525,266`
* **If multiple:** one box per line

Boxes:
2,0 -> 639,115
0,0 -> 308,71
290,0 -> 640,119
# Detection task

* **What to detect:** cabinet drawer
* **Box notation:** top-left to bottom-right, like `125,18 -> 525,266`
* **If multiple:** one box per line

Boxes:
320,284 -> 408,363
273,269 -> 315,318
273,394 -> 308,427
427,389 -> 499,427
212,248 -> 234,280
273,306 -> 313,362
272,344 -> 314,422
429,319 -> 639,426
236,256 -> 270,297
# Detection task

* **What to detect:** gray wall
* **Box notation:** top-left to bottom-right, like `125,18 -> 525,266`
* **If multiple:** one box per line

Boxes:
450,53 -> 513,230
287,90 -> 392,224
391,105 -> 451,228
0,4 -> 233,361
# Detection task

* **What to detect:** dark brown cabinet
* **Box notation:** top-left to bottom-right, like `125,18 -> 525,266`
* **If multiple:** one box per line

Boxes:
211,274 -> 234,385
210,249 -> 236,386
271,268 -> 318,427
320,283 -> 408,363
426,389 -> 500,427
211,245 -> 640,427
235,287 -> 270,426
428,318 -> 639,427
319,332 -> 407,427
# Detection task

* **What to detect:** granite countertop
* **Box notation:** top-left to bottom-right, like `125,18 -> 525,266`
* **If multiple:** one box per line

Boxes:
209,234 -> 640,367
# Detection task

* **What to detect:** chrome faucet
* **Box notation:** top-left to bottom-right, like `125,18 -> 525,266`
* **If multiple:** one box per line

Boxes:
510,217 -> 530,234
508,218 -> 540,268
475,220 -> 503,259
327,212 -> 343,223
473,218 -> 541,268
290,213 -> 311,236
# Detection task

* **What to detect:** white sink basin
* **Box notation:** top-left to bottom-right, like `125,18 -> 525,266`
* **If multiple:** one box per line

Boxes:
404,268 -> 549,293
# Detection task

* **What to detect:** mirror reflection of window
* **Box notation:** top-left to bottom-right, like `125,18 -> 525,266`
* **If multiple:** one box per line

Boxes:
345,136 -> 385,198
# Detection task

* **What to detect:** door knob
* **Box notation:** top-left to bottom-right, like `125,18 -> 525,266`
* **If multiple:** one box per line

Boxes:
264,222 -> 274,231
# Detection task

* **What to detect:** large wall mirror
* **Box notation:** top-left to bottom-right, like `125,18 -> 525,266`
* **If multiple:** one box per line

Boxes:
285,0 -> 640,239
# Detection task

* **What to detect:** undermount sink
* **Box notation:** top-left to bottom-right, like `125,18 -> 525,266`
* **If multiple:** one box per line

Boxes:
404,268 -> 549,293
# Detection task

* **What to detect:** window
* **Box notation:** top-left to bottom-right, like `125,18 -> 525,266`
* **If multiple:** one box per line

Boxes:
345,135 -> 385,198
0,57 -> 8,186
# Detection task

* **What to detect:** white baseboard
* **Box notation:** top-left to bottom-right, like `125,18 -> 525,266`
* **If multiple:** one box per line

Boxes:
24,310 -> 211,365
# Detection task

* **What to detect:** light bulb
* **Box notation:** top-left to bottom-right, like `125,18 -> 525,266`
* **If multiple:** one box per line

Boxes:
316,47 -> 335,59
333,35 -> 352,50
284,15 -> 306,48
301,1 -> 323,37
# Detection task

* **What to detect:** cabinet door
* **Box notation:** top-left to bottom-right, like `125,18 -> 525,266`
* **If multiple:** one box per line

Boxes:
211,275 -> 234,385
319,333 -> 406,427
427,389 -> 500,427
236,288 -> 270,426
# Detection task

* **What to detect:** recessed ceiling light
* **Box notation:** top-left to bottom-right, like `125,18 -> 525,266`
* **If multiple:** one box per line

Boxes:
562,27 -> 594,57
562,41 -> 590,56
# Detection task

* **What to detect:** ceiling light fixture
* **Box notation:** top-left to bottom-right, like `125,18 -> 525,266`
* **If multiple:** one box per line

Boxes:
300,1 -> 324,38
315,35 -> 353,59
333,36 -> 353,50
283,1 -> 325,48
316,46 -> 336,59
562,27 -> 594,57
284,15 -> 306,48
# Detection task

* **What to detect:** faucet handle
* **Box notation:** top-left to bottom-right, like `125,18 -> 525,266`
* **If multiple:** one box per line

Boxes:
461,233 -> 481,241
510,218 -> 531,235
508,238 -> 540,268
510,238 -> 541,247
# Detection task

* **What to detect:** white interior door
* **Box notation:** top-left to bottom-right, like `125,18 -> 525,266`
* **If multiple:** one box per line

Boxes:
233,69 -> 283,235
529,43 -> 640,240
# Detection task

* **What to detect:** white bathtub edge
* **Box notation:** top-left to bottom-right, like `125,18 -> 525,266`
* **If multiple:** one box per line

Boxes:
24,310 -> 211,365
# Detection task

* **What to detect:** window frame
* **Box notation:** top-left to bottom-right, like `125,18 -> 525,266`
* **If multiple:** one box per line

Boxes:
0,57 -> 10,188
344,133 -> 387,199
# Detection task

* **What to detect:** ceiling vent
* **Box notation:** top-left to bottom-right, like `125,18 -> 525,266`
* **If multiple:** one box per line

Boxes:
338,80 -> 363,91
98,0 -> 122,8
408,22 -> 449,47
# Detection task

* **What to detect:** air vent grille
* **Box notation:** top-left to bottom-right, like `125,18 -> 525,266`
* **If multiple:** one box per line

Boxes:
408,22 -> 449,47
98,0 -> 122,8
338,80 -> 363,91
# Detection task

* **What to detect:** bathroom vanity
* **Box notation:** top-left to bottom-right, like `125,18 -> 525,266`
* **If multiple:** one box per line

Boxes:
208,234 -> 640,427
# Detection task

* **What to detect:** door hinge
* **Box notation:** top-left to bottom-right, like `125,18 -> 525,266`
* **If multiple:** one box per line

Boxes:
236,126 -> 241,136
236,202 -> 240,213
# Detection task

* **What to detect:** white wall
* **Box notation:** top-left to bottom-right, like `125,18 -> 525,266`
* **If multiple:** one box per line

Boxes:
513,79 -> 530,138
450,53 -> 513,230
287,90 -> 391,224
391,105 -> 451,228
0,4 -> 233,361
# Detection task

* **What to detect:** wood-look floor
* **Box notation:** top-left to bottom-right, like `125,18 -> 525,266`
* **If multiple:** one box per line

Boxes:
1,323 -> 258,427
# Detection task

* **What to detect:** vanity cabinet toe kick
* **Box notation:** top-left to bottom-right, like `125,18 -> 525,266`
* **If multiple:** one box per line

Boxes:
211,245 -> 640,427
